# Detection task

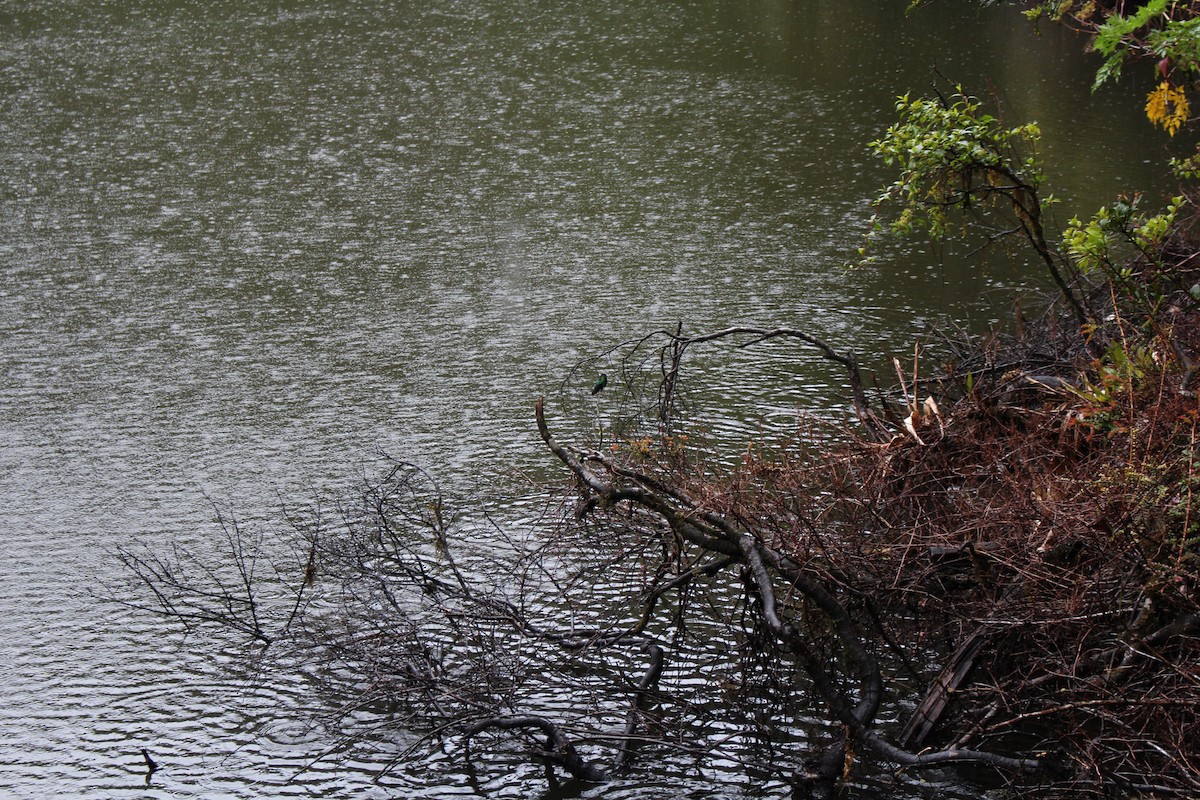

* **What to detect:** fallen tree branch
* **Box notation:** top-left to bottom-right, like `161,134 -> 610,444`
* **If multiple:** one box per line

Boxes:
535,395 -> 1047,791
664,326 -> 892,441
463,715 -> 607,782
613,642 -> 665,772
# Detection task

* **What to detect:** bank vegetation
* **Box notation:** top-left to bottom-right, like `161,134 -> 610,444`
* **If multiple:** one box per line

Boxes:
118,3 -> 1200,798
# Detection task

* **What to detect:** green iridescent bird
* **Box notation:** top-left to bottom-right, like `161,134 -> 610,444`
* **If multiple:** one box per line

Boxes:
590,373 -> 608,395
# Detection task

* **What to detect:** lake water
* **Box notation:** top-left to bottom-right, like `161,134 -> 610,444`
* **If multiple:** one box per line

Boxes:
0,1 -> 1168,797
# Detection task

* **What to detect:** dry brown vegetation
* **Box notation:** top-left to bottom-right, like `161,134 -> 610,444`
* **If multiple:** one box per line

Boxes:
602,243 -> 1200,796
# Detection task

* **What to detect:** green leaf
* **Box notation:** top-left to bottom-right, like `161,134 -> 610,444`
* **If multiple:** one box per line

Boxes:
1092,0 -> 1171,88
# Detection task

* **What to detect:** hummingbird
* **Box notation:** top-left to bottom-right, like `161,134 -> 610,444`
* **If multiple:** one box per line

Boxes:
590,373 -> 608,395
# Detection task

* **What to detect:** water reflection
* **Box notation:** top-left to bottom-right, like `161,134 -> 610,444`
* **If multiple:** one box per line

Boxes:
0,0 -> 1168,796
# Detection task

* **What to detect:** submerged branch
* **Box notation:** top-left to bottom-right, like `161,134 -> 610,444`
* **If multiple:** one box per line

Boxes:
463,716 -> 608,782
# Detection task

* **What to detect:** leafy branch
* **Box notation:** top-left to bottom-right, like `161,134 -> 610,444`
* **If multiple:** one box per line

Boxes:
862,86 -> 1088,324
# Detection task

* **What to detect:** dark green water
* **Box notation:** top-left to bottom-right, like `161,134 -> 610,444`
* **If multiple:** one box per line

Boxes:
0,1 -> 1168,796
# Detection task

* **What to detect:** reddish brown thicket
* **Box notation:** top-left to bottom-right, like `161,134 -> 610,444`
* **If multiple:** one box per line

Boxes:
585,303 -> 1199,797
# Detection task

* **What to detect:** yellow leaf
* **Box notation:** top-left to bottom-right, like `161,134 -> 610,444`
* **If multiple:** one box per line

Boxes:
1146,81 -> 1190,136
